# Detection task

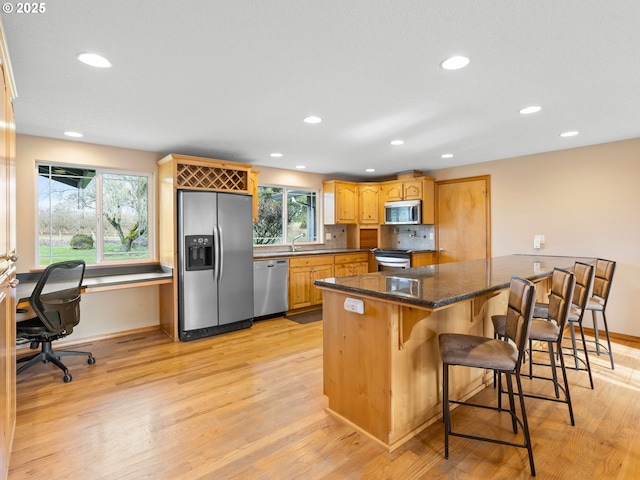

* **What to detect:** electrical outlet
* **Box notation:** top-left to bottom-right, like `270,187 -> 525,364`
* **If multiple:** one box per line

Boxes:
325,233 -> 331,241
533,235 -> 545,249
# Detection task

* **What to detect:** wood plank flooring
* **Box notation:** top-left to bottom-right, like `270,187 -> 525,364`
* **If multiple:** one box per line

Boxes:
9,317 -> 640,479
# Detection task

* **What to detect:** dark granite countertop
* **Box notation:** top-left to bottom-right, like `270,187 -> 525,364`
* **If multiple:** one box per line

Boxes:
314,254 -> 596,310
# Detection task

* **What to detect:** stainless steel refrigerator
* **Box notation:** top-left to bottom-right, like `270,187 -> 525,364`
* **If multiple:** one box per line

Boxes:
177,190 -> 254,341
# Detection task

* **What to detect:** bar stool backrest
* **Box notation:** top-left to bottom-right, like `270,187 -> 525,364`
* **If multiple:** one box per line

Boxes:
504,276 -> 536,368
572,262 -> 595,311
592,259 -> 616,304
547,268 -> 576,330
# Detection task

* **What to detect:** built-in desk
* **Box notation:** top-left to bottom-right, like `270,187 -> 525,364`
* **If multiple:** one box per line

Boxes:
314,254 -> 595,451
16,264 -> 173,306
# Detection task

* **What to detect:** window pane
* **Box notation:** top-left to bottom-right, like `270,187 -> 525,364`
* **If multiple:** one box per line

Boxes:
253,186 -> 284,244
287,190 -> 317,243
253,186 -> 318,246
102,173 -> 149,261
38,165 -> 97,265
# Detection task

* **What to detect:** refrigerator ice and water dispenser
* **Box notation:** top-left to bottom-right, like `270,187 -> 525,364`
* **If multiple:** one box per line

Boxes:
185,235 -> 214,270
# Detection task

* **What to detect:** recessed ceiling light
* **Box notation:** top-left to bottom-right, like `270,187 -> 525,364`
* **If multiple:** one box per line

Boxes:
440,55 -> 470,70
519,106 -> 542,115
76,52 -> 112,68
270,152 -> 283,158
303,116 -> 322,124
365,168 -> 376,173
64,131 -> 83,138
390,139 -> 404,146
560,131 -> 579,137
441,153 -> 454,159
295,165 -> 306,169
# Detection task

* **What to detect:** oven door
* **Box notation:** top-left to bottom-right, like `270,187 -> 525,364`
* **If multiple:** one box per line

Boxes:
374,255 -> 411,271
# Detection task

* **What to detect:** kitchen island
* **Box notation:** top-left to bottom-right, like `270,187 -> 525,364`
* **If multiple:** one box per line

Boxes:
314,254 -> 594,451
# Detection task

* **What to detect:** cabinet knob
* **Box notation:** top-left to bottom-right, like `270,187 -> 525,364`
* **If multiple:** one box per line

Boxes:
9,278 -> 19,288
8,252 -> 19,262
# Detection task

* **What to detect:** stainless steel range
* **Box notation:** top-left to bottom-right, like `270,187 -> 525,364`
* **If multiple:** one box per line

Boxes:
372,248 -> 412,270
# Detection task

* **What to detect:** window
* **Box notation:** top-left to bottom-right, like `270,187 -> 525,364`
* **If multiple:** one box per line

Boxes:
37,164 -> 153,266
253,185 -> 318,245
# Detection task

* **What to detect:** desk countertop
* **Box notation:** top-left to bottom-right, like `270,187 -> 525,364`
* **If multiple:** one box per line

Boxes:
314,254 -> 596,310
16,264 -> 173,302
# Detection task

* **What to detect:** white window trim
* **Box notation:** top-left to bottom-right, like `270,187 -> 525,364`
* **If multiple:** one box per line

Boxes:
253,183 -> 322,247
36,161 -> 157,266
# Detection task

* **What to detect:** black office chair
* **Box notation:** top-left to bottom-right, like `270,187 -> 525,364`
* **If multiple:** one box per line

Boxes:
16,260 -> 96,383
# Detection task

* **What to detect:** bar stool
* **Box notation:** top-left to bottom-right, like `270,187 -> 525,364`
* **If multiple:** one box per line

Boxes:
527,268 -> 576,424
584,259 -> 616,369
534,261 -> 595,389
439,277 -> 537,476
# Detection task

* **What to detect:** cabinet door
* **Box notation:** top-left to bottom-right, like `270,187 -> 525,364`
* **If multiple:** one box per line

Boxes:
248,170 -> 259,223
0,66 -> 7,264
354,261 -> 369,275
311,264 -> 334,305
411,252 -> 436,267
336,182 -> 358,223
381,182 -> 403,202
421,177 -> 435,224
334,264 -> 351,277
289,266 -> 313,309
403,179 -> 423,200
358,184 -> 379,224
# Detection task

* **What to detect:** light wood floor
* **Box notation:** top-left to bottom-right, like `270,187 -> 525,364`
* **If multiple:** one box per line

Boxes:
9,317 -> 640,479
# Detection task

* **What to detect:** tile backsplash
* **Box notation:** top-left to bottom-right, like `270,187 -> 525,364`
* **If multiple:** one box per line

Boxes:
380,224 -> 435,251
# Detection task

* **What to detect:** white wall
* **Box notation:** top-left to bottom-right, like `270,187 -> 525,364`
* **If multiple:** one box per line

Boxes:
425,137 -> 640,337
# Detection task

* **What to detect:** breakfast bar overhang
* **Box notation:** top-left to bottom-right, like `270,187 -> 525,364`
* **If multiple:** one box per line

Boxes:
314,255 -> 595,451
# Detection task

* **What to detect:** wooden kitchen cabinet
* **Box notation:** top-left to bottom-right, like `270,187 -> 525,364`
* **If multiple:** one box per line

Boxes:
323,181 -> 358,224
248,169 -> 259,223
1,31 -> 17,478
379,177 -> 435,224
411,252 -> 437,267
380,178 -> 422,202
358,184 -> 379,224
334,253 -> 369,277
288,255 -> 334,310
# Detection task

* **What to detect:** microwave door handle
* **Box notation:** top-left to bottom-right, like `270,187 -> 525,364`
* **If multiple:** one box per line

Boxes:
412,205 -> 418,222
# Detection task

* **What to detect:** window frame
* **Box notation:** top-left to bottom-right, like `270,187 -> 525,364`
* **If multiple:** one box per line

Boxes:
253,183 -> 321,247
36,161 -> 156,266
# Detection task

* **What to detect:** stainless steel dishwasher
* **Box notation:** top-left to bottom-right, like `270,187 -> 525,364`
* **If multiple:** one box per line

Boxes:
253,259 -> 289,318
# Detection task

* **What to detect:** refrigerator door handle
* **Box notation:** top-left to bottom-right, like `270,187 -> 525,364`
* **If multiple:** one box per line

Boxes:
217,224 -> 224,281
213,225 -> 221,282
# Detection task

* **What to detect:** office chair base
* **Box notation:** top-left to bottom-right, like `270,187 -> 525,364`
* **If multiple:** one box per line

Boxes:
17,340 -> 95,383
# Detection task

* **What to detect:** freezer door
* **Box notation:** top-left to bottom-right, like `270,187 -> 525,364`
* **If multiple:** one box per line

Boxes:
178,190 -> 219,331
217,192 -> 254,325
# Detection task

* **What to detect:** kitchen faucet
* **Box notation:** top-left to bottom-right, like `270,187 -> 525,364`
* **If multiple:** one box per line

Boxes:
291,232 -> 306,252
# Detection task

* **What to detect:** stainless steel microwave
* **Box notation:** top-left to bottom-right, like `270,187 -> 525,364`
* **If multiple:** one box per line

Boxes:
383,200 -> 421,225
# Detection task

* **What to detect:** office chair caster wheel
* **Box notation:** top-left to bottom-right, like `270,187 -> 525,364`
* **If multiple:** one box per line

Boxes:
63,373 -> 72,383
88,356 -> 96,365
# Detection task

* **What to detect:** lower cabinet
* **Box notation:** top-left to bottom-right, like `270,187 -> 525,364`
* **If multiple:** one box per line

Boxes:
412,252 -> 437,267
288,252 -> 370,311
334,253 -> 369,277
289,255 -> 335,310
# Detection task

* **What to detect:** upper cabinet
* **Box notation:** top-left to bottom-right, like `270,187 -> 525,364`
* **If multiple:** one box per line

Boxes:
358,183 -> 379,224
380,178 -> 423,202
323,180 -> 358,224
380,177 -> 435,224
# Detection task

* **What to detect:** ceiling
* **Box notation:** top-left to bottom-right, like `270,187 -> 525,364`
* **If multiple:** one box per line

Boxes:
3,1 -> 640,178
